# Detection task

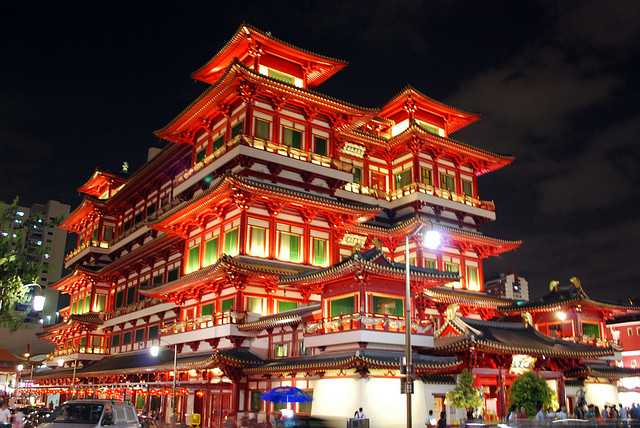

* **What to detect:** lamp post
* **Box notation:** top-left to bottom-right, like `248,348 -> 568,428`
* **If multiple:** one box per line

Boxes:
150,341 -> 178,414
24,283 -> 45,312
405,224 -> 441,428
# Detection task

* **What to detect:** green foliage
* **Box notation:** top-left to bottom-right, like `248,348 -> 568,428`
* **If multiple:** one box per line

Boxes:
445,369 -> 483,410
507,371 -> 557,418
0,198 -> 44,331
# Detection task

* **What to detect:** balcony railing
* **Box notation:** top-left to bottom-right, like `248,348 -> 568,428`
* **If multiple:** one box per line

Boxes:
173,134 -> 353,187
159,310 -> 248,335
343,181 -> 496,211
104,297 -> 165,321
47,346 -> 109,360
303,312 -> 433,335
64,239 -> 110,262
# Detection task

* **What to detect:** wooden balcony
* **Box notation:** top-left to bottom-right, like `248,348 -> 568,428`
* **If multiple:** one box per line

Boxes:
303,312 -> 433,336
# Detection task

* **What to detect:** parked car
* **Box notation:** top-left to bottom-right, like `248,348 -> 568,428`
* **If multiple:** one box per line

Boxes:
39,400 -> 139,428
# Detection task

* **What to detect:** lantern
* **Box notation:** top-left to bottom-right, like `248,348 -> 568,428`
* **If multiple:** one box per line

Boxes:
196,390 -> 205,398
178,388 -> 187,395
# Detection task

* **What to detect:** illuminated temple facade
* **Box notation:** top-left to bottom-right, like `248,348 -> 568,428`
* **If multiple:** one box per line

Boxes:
33,25 -> 639,428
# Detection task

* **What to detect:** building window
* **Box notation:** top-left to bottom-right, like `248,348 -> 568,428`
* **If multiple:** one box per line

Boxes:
187,245 -> 200,273
248,297 -> 263,315
278,231 -> 301,262
353,167 -> 362,185
212,135 -> 225,151
314,136 -> 327,156
146,204 -> 156,217
231,121 -> 243,138
312,238 -> 328,266
466,266 -> 479,291
394,169 -> 412,190
582,322 -> 600,339
440,173 -> 455,191
84,295 -> 90,312
134,212 -> 143,225
135,328 -> 145,343
167,268 -> 179,282
330,295 -> 355,317
138,281 -> 148,301
423,258 -> 436,269
282,126 -> 302,149
201,303 -> 214,316
122,332 -> 132,345
278,301 -> 297,312
250,391 -> 262,412
224,228 -> 238,256
444,262 -> 459,274
268,69 -> 296,85
370,172 -> 386,192
628,327 -> 633,336
93,295 -> 106,312
115,291 -> 124,309
148,325 -> 159,340
112,334 -> 120,347
255,119 -> 270,140
153,274 -> 163,285
196,148 -> 207,163
421,168 -> 432,186
299,391 -> 313,414
462,179 -> 473,196
221,298 -> 234,312
248,226 -> 266,257
372,295 -> 404,316
124,220 -> 131,231
204,237 -> 219,266
274,343 -> 289,358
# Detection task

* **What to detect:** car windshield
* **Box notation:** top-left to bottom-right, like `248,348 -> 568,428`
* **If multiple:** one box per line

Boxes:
50,404 -> 104,424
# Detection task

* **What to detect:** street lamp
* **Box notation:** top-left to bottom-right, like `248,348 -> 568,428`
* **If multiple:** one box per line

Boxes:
24,283 -> 45,312
150,341 -> 178,414
405,224 -> 441,428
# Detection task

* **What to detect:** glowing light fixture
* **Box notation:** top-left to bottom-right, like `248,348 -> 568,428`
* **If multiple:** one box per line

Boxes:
557,312 -> 566,320
423,230 -> 441,250
57,359 -> 64,367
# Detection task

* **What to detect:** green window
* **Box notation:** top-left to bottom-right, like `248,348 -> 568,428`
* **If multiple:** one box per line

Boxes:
314,136 -> 327,156
278,301 -> 298,313
278,232 -> 301,262
421,168 -> 432,186
250,391 -> 262,412
424,258 -> 436,269
420,122 -> 440,135
312,238 -> 327,266
112,334 -> 120,347
212,135 -> 224,151
153,274 -> 163,285
103,227 -> 113,241
466,266 -> 479,290
92,228 -> 98,241
84,295 -> 90,312
248,297 -> 262,314
330,296 -> 355,317
372,295 -> 404,316
122,332 -> 131,344
444,262 -> 459,273
167,268 -> 179,282
135,328 -> 145,342
126,286 -> 136,305
299,391 -> 313,414
282,127 -> 302,149
255,119 -> 270,139
353,166 -> 362,184
394,169 -> 412,189
195,148 -> 207,163
462,179 -> 473,196
148,325 -> 159,340
231,121 -> 243,138
204,237 -> 219,266
248,226 -> 266,257
582,322 -> 600,338
268,69 -> 295,85
80,337 -> 86,347
115,291 -> 124,308
188,245 -> 200,272
221,298 -> 234,312
224,228 -> 238,256
201,303 -> 214,316
440,173 -> 455,191
274,343 -> 288,358
94,295 -> 106,312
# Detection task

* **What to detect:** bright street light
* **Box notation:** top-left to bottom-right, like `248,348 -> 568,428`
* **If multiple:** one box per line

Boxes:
150,340 -> 178,413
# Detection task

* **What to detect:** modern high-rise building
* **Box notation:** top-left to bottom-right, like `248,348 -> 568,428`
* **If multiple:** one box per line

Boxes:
484,271 -> 529,301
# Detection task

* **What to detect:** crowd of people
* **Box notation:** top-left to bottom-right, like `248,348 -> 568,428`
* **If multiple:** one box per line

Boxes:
503,402 -> 640,424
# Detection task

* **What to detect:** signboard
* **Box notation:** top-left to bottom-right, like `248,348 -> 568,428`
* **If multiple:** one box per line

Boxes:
510,354 -> 536,375
341,234 -> 367,248
341,142 -> 366,158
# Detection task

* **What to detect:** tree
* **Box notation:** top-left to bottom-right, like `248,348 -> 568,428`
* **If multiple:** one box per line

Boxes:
0,198 -> 44,331
445,369 -> 483,410
507,371 -> 557,418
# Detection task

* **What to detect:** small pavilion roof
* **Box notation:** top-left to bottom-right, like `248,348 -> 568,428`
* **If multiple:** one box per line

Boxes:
238,303 -> 321,332
244,349 -> 461,376
499,278 -> 640,315
77,168 -> 127,198
565,363 -> 640,380
433,315 -> 614,359
278,247 -> 458,287
424,287 -> 514,309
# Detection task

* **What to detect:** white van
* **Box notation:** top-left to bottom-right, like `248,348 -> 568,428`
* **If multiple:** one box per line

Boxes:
40,400 -> 139,428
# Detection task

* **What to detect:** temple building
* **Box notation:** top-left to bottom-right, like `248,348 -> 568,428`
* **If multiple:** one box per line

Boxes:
29,24 -> 639,428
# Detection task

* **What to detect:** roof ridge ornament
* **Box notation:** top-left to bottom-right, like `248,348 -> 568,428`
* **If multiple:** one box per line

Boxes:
549,280 -> 559,291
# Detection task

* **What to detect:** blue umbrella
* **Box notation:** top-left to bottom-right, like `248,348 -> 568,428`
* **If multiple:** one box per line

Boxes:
260,386 -> 312,403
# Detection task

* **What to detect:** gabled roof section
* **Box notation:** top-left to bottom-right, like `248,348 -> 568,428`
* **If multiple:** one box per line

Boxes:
191,23 -> 348,89
433,315 -> 614,359
565,363 -> 640,380
278,247 -> 458,288
50,266 -> 102,294
77,168 -> 127,199
499,278 -> 640,315
59,197 -> 107,233
425,286 -> 515,309
380,86 -> 481,135
238,303 -> 321,332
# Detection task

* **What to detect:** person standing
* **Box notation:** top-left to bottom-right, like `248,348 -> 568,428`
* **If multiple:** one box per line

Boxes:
518,406 -> 528,419
601,405 -> 608,420
426,410 -> 437,427
620,404 -> 628,420
556,405 -> 568,420
0,403 -> 10,424
437,411 -> 447,428
12,409 -> 24,428
535,404 -> 546,423
354,408 -> 366,419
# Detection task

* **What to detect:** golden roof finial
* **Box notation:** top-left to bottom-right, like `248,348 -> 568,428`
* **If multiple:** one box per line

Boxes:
445,304 -> 459,321
549,280 -> 559,291
522,312 -> 533,326
570,277 -> 582,289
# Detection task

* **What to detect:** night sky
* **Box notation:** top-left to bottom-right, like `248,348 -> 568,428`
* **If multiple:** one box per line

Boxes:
1,1 -> 638,300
